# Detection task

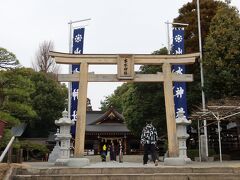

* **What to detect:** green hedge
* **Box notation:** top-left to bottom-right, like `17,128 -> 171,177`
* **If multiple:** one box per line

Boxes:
187,149 -> 216,160
20,141 -> 49,159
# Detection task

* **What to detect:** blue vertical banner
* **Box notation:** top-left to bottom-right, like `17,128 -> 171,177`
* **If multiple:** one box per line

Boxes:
71,28 -> 85,136
172,28 -> 188,119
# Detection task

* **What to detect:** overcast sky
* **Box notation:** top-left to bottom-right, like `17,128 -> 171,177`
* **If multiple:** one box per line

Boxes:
1,0 -> 239,110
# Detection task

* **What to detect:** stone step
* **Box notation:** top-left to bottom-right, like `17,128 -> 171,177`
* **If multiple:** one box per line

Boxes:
16,166 -> 240,175
13,161 -> 240,180
13,173 -> 240,180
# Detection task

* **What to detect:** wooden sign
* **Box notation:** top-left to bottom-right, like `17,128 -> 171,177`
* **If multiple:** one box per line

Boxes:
117,55 -> 134,80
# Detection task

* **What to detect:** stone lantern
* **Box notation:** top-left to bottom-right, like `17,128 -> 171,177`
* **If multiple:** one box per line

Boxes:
176,108 -> 191,163
55,109 -> 74,165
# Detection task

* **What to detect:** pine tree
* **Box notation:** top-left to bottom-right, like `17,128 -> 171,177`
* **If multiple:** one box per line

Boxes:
204,6 -> 240,98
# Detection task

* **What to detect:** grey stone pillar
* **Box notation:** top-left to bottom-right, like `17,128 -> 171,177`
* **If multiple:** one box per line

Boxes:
200,135 -> 208,161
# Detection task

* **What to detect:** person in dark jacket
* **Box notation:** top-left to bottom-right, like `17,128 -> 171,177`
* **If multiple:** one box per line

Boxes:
140,121 -> 158,166
109,141 -> 116,161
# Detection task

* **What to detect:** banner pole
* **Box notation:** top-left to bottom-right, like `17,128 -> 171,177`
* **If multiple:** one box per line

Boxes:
68,21 -> 73,118
68,18 -> 91,25
67,18 -> 91,119
165,22 -> 188,54
197,0 -> 208,157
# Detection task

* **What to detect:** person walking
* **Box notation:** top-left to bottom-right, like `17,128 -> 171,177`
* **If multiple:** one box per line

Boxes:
140,121 -> 158,166
100,140 -> 107,162
118,140 -> 124,163
109,141 -> 116,161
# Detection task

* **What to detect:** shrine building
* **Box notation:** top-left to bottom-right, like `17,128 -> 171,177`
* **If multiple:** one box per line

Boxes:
83,107 -> 139,155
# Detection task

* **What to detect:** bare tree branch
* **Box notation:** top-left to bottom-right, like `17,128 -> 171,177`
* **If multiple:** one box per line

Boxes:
32,41 -> 59,74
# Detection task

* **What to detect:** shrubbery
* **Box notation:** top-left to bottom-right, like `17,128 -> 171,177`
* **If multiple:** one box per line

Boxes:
187,149 -> 216,160
20,141 -> 49,160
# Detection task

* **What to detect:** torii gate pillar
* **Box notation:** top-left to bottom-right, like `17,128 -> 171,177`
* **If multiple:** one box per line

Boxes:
163,63 -> 179,157
75,62 -> 88,157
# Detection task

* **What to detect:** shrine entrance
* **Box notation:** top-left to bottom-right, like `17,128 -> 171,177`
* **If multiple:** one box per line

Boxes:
50,52 -> 199,158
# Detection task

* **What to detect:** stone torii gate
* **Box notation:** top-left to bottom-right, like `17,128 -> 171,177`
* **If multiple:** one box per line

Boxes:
49,51 -> 199,159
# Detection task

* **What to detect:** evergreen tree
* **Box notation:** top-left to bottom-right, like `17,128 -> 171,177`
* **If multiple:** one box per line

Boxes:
204,5 -> 240,98
0,67 -> 68,138
0,68 -> 37,123
100,83 -> 131,112
0,47 -> 20,69
28,72 -> 67,137
174,0 -> 228,109
174,0 -> 226,53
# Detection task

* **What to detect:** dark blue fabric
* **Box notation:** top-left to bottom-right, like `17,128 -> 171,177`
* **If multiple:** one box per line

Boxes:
172,28 -> 188,119
71,28 -> 85,136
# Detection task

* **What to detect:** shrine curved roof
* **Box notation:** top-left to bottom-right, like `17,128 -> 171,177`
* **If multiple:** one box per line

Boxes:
86,108 -> 130,133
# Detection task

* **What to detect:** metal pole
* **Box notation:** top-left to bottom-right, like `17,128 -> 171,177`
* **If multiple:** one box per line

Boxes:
68,21 -> 73,118
217,113 -> 222,162
68,21 -> 73,53
166,21 -> 171,54
165,21 -> 189,54
198,119 -> 201,162
68,18 -> 91,24
197,0 -> 208,157
166,22 -> 189,26
0,136 -> 15,162
67,18 -> 91,118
